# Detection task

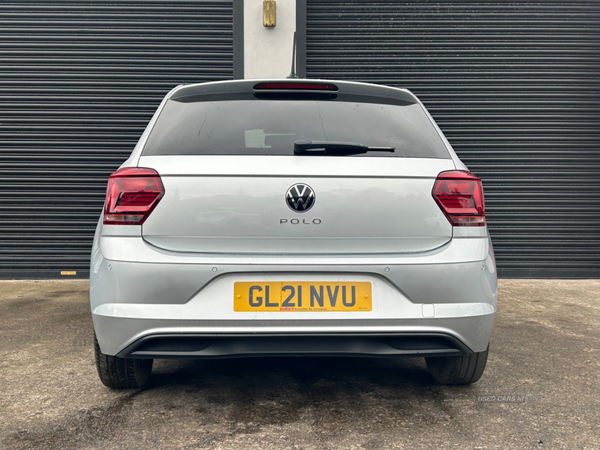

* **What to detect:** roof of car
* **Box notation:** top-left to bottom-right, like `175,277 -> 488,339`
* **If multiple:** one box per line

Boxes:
168,78 -> 419,105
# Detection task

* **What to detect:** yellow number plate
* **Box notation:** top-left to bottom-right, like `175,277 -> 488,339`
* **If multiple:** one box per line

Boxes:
234,282 -> 372,312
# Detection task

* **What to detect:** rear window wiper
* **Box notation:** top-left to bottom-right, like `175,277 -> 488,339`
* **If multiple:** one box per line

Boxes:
294,140 -> 395,156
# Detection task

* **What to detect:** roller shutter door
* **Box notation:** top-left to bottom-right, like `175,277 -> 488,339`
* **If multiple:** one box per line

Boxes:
306,1 -> 600,277
0,1 -> 233,278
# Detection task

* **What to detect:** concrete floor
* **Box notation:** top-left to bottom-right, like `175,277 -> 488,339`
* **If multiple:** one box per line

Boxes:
0,279 -> 598,450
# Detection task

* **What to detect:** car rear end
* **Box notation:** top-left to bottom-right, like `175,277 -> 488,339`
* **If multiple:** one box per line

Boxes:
90,79 -> 497,388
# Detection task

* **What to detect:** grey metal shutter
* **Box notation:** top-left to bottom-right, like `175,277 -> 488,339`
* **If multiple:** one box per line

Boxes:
0,0 -> 233,278
306,0 -> 600,278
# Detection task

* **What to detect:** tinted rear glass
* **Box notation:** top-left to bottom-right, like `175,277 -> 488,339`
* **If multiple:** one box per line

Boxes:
143,99 -> 450,158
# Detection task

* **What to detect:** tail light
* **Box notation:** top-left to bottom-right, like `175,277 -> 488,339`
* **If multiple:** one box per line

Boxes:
103,167 -> 164,225
432,170 -> 485,227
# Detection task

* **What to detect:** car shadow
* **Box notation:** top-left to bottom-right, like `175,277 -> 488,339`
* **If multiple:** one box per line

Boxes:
136,357 -> 471,432
147,355 -> 442,393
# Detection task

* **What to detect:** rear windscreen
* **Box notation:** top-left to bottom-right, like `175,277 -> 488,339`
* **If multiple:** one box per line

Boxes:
142,99 -> 450,158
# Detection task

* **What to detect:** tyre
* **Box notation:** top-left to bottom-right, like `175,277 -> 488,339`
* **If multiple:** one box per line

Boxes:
94,334 -> 153,389
426,344 -> 489,385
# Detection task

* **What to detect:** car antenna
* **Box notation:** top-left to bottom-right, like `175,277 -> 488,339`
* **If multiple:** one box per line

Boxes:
287,31 -> 299,79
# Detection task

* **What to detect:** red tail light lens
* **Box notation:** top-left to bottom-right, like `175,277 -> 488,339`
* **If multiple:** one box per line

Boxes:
103,167 -> 164,225
432,170 -> 485,227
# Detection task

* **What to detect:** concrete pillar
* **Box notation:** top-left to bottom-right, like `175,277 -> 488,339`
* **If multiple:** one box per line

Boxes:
244,0 -> 296,79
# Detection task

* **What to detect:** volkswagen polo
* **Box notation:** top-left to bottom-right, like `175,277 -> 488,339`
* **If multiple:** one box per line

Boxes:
90,79 -> 497,388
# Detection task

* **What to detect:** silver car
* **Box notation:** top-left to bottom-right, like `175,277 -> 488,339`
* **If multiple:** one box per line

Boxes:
90,79 -> 497,389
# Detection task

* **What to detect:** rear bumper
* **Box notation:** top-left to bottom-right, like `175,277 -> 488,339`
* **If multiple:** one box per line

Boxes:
95,317 -> 494,359
91,235 -> 497,357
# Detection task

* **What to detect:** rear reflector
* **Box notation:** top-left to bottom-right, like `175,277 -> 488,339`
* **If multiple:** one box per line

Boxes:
253,82 -> 338,91
432,170 -> 485,227
103,167 -> 164,225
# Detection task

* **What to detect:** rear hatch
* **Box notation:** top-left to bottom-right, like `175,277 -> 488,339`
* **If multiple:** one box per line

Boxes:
136,80 -> 456,255
139,155 -> 454,255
